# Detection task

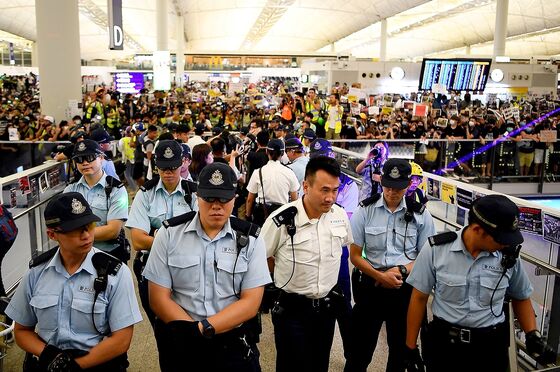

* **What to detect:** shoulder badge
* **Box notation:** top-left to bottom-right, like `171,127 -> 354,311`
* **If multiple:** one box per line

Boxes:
428,231 -> 458,247
162,211 -> 197,228
140,175 -> 160,192
181,179 -> 198,194
29,247 -> 58,268
359,193 -> 382,207
405,196 -> 426,214
230,216 -> 261,238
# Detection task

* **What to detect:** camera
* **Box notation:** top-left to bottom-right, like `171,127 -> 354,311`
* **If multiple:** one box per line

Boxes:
370,147 -> 381,158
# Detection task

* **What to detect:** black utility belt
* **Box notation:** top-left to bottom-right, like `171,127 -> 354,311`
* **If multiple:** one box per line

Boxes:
278,287 -> 342,311
353,268 -> 408,288
431,316 -> 507,345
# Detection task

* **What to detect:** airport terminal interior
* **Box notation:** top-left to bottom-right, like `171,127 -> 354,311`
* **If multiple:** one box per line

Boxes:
0,0 -> 560,371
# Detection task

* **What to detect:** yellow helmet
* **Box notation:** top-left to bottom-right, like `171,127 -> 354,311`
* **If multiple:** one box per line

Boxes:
410,161 -> 423,177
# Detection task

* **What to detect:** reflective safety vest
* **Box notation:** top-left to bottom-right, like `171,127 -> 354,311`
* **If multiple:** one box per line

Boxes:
305,100 -> 320,122
106,107 -> 121,129
86,101 -> 106,124
324,104 -> 342,134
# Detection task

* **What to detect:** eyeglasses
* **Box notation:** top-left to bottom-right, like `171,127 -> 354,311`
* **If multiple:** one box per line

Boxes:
74,154 -> 98,164
53,222 -> 95,236
158,166 -> 180,172
201,196 -> 234,204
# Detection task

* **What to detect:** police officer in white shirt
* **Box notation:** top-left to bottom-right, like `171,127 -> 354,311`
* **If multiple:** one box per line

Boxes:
261,156 -> 353,372
245,138 -> 299,226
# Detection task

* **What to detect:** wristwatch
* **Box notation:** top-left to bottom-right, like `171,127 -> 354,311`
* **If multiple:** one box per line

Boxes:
398,265 -> 408,278
200,319 -> 215,339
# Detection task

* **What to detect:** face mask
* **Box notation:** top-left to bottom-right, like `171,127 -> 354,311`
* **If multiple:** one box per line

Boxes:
469,121 -> 475,126
525,128 -> 533,133
450,120 -> 457,126
506,127 -> 514,133
75,120 -> 81,125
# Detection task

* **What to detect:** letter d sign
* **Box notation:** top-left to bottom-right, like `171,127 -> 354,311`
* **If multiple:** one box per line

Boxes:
108,0 -> 123,50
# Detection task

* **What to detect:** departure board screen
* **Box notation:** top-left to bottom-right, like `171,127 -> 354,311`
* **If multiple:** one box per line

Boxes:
419,59 -> 492,92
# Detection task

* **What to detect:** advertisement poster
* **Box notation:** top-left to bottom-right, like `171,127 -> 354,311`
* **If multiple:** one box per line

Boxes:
427,179 -> 441,199
39,172 -> 50,193
18,176 -> 31,195
543,213 -> 560,245
413,104 -> 428,117
518,207 -> 543,235
441,182 -> 456,205
456,188 -> 473,209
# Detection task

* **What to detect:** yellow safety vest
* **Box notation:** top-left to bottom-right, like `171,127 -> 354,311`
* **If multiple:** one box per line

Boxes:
324,104 -> 342,133
106,107 -> 120,129
305,100 -> 320,122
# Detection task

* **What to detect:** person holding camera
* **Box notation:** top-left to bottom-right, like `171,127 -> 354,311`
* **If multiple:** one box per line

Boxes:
245,139 -> 299,226
356,141 -> 389,203
404,195 -> 556,371
345,159 -> 435,372
261,156 -> 353,372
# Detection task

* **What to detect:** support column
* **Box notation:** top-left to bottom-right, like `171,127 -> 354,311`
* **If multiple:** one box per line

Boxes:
154,0 -> 170,90
176,15 -> 184,87
35,0 -> 82,122
380,19 -> 387,61
493,0 -> 509,58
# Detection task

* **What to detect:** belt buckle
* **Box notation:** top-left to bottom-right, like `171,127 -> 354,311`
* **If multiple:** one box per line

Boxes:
460,329 -> 471,343
311,298 -> 321,310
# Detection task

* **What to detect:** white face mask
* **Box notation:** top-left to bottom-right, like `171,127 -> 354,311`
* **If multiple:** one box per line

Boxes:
450,120 -> 457,126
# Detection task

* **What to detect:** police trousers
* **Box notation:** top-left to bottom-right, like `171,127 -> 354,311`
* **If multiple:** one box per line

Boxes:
132,251 -> 156,327
345,270 -> 412,372
424,317 -> 509,372
271,288 -> 344,372
23,351 -> 128,371
154,319 -> 261,372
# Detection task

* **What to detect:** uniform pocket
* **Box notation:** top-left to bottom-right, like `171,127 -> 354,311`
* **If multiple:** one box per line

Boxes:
168,255 -> 200,293
436,272 -> 467,304
30,295 -> 59,331
364,226 -> 386,250
289,234 -> 314,263
394,226 -> 418,255
216,258 -> 249,296
70,297 -> 108,334
480,275 -> 508,308
331,227 -> 347,257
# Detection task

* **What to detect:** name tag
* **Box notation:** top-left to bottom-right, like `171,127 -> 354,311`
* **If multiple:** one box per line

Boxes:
483,264 -> 503,273
330,219 -> 345,226
79,286 -> 95,294
222,246 -> 236,254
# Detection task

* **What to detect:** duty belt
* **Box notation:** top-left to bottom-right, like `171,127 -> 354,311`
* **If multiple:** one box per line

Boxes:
431,316 -> 506,345
277,287 -> 341,312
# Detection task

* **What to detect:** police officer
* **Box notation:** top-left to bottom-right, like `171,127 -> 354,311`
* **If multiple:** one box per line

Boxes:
143,162 -> 271,372
245,138 -> 299,226
261,156 -> 353,372
405,195 -> 556,372
285,137 -> 309,194
64,139 -> 129,262
126,140 -> 198,326
345,158 -> 435,372
5,192 -> 141,371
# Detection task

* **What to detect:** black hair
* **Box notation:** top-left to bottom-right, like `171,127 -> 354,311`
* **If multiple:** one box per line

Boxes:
210,137 -> 226,155
148,125 -> 158,132
256,131 -> 270,146
267,148 -> 283,161
304,156 -> 341,182
158,132 -> 174,141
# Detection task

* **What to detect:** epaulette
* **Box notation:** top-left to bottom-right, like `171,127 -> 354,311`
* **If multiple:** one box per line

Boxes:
230,216 -> 261,238
405,196 -> 426,214
162,211 -> 197,228
105,175 -> 124,198
92,251 -> 122,275
29,248 -> 58,269
181,179 -> 198,193
359,193 -> 382,207
428,231 -> 458,247
140,175 -> 160,192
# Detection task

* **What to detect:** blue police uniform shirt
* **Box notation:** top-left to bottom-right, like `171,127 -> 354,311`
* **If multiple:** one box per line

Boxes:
350,195 -> 436,268
64,172 -> 128,252
126,178 -> 198,233
5,248 -> 142,351
287,156 -> 309,195
407,227 -> 533,328
102,159 -> 119,180
142,213 -> 271,320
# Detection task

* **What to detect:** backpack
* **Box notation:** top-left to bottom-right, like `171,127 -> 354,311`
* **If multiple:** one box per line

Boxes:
0,205 -> 17,253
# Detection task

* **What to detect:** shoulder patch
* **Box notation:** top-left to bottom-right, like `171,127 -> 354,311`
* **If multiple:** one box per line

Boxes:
162,211 -> 197,228
92,251 -> 122,275
428,231 -> 458,247
359,193 -> 381,207
230,217 -> 260,238
181,179 -> 198,193
405,196 -> 426,214
105,175 -> 124,189
140,175 -> 160,192
29,248 -> 58,268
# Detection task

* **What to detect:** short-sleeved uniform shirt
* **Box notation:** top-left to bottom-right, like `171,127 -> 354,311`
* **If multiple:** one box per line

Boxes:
407,227 -> 533,328
142,214 -> 271,320
5,248 -> 142,351
261,199 -> 353,299
350,195 -> 436,268
64,173 -> 128,252
287,156 -> 309,196
246,160 -> 300,205
126,178 -> 198,233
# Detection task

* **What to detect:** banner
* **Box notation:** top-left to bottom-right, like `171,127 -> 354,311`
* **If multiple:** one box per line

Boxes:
518,207 -> 543,235
441,182 -> 456,205
456,188 -> 473,209
543,213 -> 560,245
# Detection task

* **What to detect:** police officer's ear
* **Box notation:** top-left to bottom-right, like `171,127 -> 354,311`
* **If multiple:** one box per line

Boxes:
46,228 -> 57,241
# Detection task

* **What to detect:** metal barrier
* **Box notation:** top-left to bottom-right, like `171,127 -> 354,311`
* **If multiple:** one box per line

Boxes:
332,144 -> 560,371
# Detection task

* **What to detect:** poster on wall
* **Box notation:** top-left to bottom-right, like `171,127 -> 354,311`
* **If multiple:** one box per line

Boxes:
518,207 -> 543,235
456,207 -> 466,226
456,188 -> 473,209
543,213 -> 560,245
427,179 -> 441,199
441,182 -> 456,205
39,172 -> 50,193
18,176 -> 30,195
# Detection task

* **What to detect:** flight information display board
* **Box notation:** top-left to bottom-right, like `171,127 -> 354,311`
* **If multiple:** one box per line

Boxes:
113,72 -> 144,94
419,59 -> 492,92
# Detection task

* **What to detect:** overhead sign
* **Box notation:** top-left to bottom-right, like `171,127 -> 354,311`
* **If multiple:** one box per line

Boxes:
114,72 -> 144,94
108,0 -> 124,50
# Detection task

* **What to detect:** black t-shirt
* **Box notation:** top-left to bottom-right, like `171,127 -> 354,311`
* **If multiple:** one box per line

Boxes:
246,148 -> 268,183
341,125 -> 357,140
444,125 -> 466,139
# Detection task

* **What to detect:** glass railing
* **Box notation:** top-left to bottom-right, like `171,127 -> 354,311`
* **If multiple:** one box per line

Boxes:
332,143 -> 560,370
0,140 -> 70,177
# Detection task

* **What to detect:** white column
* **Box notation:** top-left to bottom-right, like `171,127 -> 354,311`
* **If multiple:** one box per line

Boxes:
380,19 -> 387,61
31,42 -> 38,68
35,0 -> 82,121
493,0 -> 509,58
176,15 -> 184,87
154,0 -> 170,90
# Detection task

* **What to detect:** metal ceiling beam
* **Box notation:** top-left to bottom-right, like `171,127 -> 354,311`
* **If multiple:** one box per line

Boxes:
240,0 -> 296,50
78,0 -> 146,52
